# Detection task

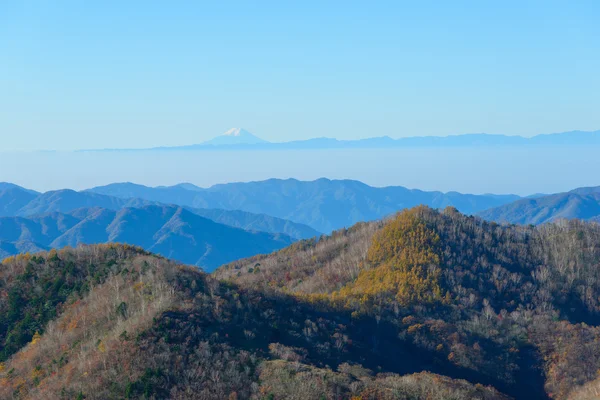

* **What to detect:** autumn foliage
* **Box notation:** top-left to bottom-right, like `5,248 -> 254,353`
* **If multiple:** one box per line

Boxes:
217,206 -> 600,399
3,207 -> 600,399
334,207 -> 444,307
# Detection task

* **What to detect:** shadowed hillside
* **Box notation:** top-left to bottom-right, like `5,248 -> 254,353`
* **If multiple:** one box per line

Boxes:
0,244 -> 508,400
218,206 -> 600,399
4,207 -> 600,398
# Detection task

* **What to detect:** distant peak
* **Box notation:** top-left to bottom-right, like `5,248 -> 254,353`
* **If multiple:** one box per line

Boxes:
223,128 -> 249,137
203,128 -> 268,145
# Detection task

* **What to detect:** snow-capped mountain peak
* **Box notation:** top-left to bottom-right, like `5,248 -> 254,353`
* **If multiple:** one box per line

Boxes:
223,128 -> 247,137
203,128 -> 268,146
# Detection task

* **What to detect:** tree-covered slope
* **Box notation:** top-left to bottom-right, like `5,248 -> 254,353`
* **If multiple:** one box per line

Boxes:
5,207 -> 600,399
218,206 -> 600,399
0,244 -> 508,400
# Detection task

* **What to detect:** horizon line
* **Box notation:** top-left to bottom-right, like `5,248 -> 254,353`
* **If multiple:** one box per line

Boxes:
2,128 -> 599,153
77,128 -> 600,153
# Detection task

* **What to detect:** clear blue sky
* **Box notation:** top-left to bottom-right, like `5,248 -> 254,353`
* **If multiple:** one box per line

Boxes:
1,0 -> 599,151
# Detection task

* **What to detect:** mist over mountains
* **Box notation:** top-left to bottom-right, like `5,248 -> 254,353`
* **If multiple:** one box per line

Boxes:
5,133 -> 599,196
84,128 -> 600,152
3,0 -> 598,396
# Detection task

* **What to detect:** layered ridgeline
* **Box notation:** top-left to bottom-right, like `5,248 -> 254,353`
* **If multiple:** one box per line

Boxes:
0,244 -> 508,400
217,207 -> 600,399
0,185 -> 41,217
0,184 -> 318,240
87,178 -> 521,233
479,186 -> 600,225
11,179 -> 600,233
0,205 -> 293,271
0,184 -> 319,271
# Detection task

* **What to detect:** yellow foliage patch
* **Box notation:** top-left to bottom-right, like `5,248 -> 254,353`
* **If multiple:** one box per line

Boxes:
333,207 -> 444,308
30,331 -> 42,345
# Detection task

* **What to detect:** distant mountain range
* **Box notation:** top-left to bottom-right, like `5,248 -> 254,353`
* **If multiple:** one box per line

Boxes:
3,179 -> 600,268
88,178 -> 521,233
81,128 -> 600,152
0,205 -> 292,270
0,186 -> 40,216
0,185 -> 319,240
478,186 -> 600,225
15,189 -> 156,217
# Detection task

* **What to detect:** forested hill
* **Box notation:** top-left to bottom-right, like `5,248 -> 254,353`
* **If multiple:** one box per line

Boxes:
4,207 -> 600,399
0,243 -> 507,400
217,206 -> 600,399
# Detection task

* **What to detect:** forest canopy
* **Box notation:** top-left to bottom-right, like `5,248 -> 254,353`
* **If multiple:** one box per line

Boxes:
2,207 -> 600,399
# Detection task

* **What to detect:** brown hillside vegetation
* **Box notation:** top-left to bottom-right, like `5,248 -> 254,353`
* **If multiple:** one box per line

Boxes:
258,359 -> 509,400
1,242 -> 508,399
218,206 -> 600,399
3,207 -> 600,399
215,220 -> 382,294
569,376 -> 600,400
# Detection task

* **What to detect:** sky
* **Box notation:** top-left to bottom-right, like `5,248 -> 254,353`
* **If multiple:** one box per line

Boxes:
1,1 -> 599,151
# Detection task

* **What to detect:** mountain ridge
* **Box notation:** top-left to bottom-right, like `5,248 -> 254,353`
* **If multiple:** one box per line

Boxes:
88,178 -> 522,232
0,241 -> 512,399
0,185 -> 318,240
3,208 -> 600,398
216,206 -> 600,399
77,129 -> 600,152
478,187 -> 600,225
0,204 -> 292,270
